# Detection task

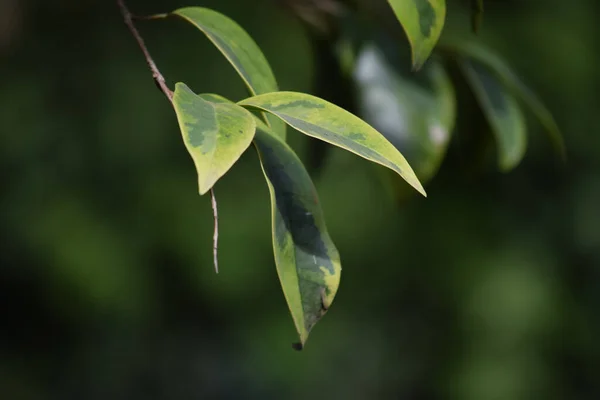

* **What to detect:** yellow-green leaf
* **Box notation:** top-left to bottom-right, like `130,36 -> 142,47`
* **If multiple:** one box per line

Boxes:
238,92 -> 426,197
171,7 -> 286,139
386,0 -> 446,69
444,41 -> 565,160
199,93 -> 342,347
460,59 -> 527,171
172,83 -> 256,194
353,43 -> 455,184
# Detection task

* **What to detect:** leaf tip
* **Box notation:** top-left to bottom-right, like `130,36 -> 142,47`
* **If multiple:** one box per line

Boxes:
498,157 -> 520,173
410,49 -> 428,72
291,342 -> 304,351
411,57 -> 426,72
409,177 -> 427,197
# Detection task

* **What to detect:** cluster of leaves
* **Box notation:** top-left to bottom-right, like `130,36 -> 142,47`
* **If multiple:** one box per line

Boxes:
301,0 -> 565,189
130,0 -> 563,348
144,6 -> 424,349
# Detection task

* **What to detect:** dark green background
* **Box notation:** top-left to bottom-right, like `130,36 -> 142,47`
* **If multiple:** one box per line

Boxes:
1,0 -> 599,398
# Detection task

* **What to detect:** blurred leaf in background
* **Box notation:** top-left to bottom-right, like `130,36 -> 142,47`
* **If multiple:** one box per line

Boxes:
352,42 -> 455,184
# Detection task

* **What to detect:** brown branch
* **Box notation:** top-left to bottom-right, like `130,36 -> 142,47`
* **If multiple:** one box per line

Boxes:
210,188 -> 219,273
117,0 -> 172,101
117,0 -> 220,273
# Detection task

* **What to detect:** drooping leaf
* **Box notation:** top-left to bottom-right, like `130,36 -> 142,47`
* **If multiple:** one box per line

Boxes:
443,41 -> 565,159
200,93 -> 341,347
172,83 -> 256,194
254,120 -> 341,348
385,0 -> 446,69
353,43 -> 455,184
459,59 -> 527,171
238,92 -> 426,196
171,7 -> 286,139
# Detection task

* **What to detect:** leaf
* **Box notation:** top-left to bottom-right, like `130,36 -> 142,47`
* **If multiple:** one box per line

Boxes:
459,59 -> 527,171
238,92 -> 426,196
444,41 -> 565,159
199,93 -> 341,346
172,83 -> 256,194
353,43 -> 455,183
254,120 -> 341,348
171,7 -> 286,139
386,0 -> 446,69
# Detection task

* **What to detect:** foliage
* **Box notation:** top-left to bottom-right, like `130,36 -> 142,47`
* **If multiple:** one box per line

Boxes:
4,0 -> 600,398
124,1 -> 563,347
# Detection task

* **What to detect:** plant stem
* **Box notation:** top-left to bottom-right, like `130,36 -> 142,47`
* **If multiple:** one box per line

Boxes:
117,0 -> 220,273
117,0 -> 172,101
211,188 -> 219,273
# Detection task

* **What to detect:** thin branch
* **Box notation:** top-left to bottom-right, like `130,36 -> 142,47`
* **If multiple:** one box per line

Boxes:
117,0 -> 172,101
118,0 -> 220,273
210,188 -> 219,273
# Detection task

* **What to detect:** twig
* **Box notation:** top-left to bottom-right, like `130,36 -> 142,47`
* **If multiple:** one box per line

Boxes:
117,0 -> 220,273
210,188 -> 219,273
117,0 -> 172,101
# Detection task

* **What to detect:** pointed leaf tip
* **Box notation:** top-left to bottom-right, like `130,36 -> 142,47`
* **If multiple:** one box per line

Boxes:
386,0 -> 446,68
292,342 -> 304,351
239,91 -> 427,197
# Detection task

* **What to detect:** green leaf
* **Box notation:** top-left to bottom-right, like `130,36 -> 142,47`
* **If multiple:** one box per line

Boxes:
171,7 -> 286,139
386,0 -> 446,69
353,43 -> 455,183
238,92 -> 426,196
444,41 -> 565,160
199,93 -> 341,346
172,83 -> 256,194
459,59 -> 527,171
254,120 -> 341,348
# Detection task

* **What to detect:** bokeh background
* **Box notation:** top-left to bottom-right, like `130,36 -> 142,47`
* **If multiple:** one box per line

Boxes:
1,0 -> 599,398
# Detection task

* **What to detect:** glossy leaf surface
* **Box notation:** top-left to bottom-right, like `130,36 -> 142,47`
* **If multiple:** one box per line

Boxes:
353,43 -> 455,183
460,59 -> 527,171
172,83 -> 256,194
172,7 -> 286,139
239,92 -> 426,196
386,0 -> 446,69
